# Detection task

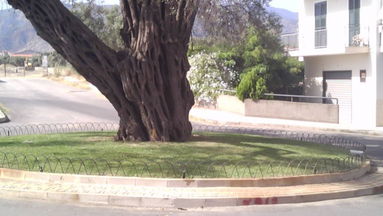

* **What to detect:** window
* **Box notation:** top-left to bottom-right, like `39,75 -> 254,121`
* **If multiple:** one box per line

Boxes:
349,0 -> 360,46
315,1 -> 327,48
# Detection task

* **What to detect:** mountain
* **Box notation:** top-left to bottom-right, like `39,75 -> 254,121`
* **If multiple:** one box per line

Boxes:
0,6 -> 298,53
0,9 -> 53,53
267,7 -> 298,34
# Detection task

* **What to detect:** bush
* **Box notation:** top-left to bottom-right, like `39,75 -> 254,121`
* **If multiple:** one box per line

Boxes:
188,52 -> 233,105
236,65 -> 267,100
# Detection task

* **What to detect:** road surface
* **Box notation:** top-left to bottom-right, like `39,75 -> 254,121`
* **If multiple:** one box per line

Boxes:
0,78 -> 382,215
1,78 -> 383,162
0,195 -> 382,216
0,78 -> 118,124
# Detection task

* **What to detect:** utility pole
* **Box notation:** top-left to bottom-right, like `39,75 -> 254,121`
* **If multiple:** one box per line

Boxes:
3,62 -> 5,77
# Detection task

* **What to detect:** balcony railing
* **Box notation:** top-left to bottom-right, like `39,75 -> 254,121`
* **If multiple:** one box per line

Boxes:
348,25 -> 369,47
282,25 -> 370,54
281,33 -> 299,51
315,28 -> 327,48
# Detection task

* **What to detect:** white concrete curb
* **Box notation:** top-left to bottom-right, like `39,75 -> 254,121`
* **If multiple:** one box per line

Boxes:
0,170 -> 382,208
0,161 -> 371,188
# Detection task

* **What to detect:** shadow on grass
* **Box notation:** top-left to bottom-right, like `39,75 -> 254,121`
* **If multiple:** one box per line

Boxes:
0,132 -> 354,178
0,132 -> 346,164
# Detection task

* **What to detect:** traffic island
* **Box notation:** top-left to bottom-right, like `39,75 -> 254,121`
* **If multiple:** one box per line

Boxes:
0,123 -> 377,208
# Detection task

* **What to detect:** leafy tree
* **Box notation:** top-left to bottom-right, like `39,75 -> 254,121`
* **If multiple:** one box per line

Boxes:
48,52 -> 68,67
237,65 -> 267,100
8,56 -> 25,67
71,0 -> 124,50
236,28 -> 303,100
7,0 -> 199,142
0,53 -> 10,65
197,0 -> 281,43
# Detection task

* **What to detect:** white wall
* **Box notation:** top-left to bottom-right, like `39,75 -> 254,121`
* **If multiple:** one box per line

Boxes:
375,5 -> 383,126
300,0 -> 382,128
304,53 -> 376,127
299,0 -> 372,54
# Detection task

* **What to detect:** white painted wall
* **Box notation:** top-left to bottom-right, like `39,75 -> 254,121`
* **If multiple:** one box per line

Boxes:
299,0 -> 372,55
299,0 -> 383,128
375,2 -> 383,126
304,54 -> 376,127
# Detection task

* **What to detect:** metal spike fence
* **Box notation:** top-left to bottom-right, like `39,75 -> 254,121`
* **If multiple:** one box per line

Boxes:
0,152 -> 364,178
0,122 -> 119,136
0,122 -> 366,151
0,122 -> 367,178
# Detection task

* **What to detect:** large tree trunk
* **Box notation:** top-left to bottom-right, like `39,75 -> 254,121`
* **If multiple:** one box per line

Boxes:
7,0 -> 198,141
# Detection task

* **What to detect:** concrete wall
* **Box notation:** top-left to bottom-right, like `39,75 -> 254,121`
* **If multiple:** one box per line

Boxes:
217,95 -> 339,123
377,100 -> 383,126
244,99 -> 339,123
216,95 -> 245,115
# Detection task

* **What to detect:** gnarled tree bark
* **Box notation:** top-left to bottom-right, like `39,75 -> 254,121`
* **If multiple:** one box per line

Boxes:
7,0 -> 199,141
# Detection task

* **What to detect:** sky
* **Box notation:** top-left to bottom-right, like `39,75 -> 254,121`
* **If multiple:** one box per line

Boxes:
269,0 -> 299,12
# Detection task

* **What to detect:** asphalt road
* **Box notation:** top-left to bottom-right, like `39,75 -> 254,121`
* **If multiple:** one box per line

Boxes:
0,78 -> 118,124
1,195 -> 382,216
0,78 -> 383,215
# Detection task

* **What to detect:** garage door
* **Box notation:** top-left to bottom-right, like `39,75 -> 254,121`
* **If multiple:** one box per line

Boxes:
323,71 -> 352,124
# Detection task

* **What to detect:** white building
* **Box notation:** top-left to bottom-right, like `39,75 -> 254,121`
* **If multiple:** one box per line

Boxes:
290,0 -> 383,128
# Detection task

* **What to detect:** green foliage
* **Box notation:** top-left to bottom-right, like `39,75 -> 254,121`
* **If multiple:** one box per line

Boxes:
8,57 -> 25,67
188,52 -> 231,105
48,52 -> 67,67
198,0 -> 282,44
190,27 -> 304,102
72,1 -> 123,50
236,28 -> 303,100
103,6 -> 124,49
236,65 -> 267,100
30,56 -> 42,67
0,53 -> 9,65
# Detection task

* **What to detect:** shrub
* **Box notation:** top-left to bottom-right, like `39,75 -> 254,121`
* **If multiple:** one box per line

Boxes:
188,52 -> 233,105
236,65 -> 267,100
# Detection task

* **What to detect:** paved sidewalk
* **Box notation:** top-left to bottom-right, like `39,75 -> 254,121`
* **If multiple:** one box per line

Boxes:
0,168 -> 382,208
190,108 -> 383,136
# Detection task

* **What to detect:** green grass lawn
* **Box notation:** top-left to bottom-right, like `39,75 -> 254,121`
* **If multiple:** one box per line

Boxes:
0,132 -> 356,178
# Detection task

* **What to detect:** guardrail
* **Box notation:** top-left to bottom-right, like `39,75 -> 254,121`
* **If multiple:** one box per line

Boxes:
264,93 -> 339,105
281,32 -> 299,51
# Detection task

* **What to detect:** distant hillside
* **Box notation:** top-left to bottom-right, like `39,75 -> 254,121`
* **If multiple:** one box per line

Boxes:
267,7 -> 298,34
0,6 -> 298,53
0,9 -> 53,53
